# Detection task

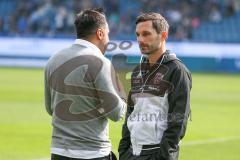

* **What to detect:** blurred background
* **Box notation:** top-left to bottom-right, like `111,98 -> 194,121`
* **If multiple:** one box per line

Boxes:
1,0 -> 240,41
0,0 -> 240,160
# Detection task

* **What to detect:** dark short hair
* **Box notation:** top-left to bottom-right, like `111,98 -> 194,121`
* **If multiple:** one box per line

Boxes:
74,8 -> 107,39
136,12 -> 169,34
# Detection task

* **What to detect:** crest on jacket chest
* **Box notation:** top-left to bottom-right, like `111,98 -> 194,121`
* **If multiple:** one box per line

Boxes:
153,72 -> 164,84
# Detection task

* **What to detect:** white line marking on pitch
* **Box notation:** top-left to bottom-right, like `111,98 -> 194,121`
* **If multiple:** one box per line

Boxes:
182,136 -> 240,146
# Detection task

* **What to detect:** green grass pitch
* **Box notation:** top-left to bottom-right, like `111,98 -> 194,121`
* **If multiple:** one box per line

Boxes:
0,67 -> 240,160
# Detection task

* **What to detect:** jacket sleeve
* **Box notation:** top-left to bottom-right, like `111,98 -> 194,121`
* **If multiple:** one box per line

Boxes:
118,91 -> 134,158
44,66 -> 53,116
159,64 -> 192,160
94,59 -> 127,122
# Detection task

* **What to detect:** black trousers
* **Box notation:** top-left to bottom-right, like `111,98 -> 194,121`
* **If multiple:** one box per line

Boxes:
119,148 -> 167,160
51,152 -> 117,160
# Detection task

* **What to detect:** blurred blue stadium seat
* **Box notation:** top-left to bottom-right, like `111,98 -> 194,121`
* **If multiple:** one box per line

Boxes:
0,0 -> 16,16
193,11 -> 240,43
0,0 -> 240,43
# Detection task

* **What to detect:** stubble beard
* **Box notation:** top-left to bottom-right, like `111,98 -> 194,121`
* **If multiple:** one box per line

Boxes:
141,45 -> 159,57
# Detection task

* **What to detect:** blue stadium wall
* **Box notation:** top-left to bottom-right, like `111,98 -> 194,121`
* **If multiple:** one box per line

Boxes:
0,37 -> 240,73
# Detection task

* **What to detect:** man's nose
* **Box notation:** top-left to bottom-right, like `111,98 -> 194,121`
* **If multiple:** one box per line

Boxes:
137,35 -> 144,44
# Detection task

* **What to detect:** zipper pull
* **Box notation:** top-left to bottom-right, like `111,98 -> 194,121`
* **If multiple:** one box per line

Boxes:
141,86 -> 144,92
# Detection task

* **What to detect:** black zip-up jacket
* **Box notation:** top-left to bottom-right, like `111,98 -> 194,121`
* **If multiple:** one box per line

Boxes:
118,50 -> 192,160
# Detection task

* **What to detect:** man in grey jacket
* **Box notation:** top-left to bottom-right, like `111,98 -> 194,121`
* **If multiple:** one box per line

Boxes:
44,8 -> 126,160
118,12 -> 192,160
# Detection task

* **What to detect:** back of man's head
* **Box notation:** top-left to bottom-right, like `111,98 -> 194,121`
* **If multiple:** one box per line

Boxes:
74,8 -> 106,39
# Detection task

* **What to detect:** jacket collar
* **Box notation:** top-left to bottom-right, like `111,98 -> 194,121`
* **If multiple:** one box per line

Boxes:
74,39 -> 103,55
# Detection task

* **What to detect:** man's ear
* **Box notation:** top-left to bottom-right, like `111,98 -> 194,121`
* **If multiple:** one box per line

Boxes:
96,28 -> 104,40
161,31 -> 168,40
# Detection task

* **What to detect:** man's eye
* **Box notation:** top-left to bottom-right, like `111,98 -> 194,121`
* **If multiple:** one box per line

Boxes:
142,32 -> 150,36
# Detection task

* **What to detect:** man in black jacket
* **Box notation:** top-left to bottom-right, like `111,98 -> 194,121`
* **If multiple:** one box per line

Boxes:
118,12 -> 192,160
